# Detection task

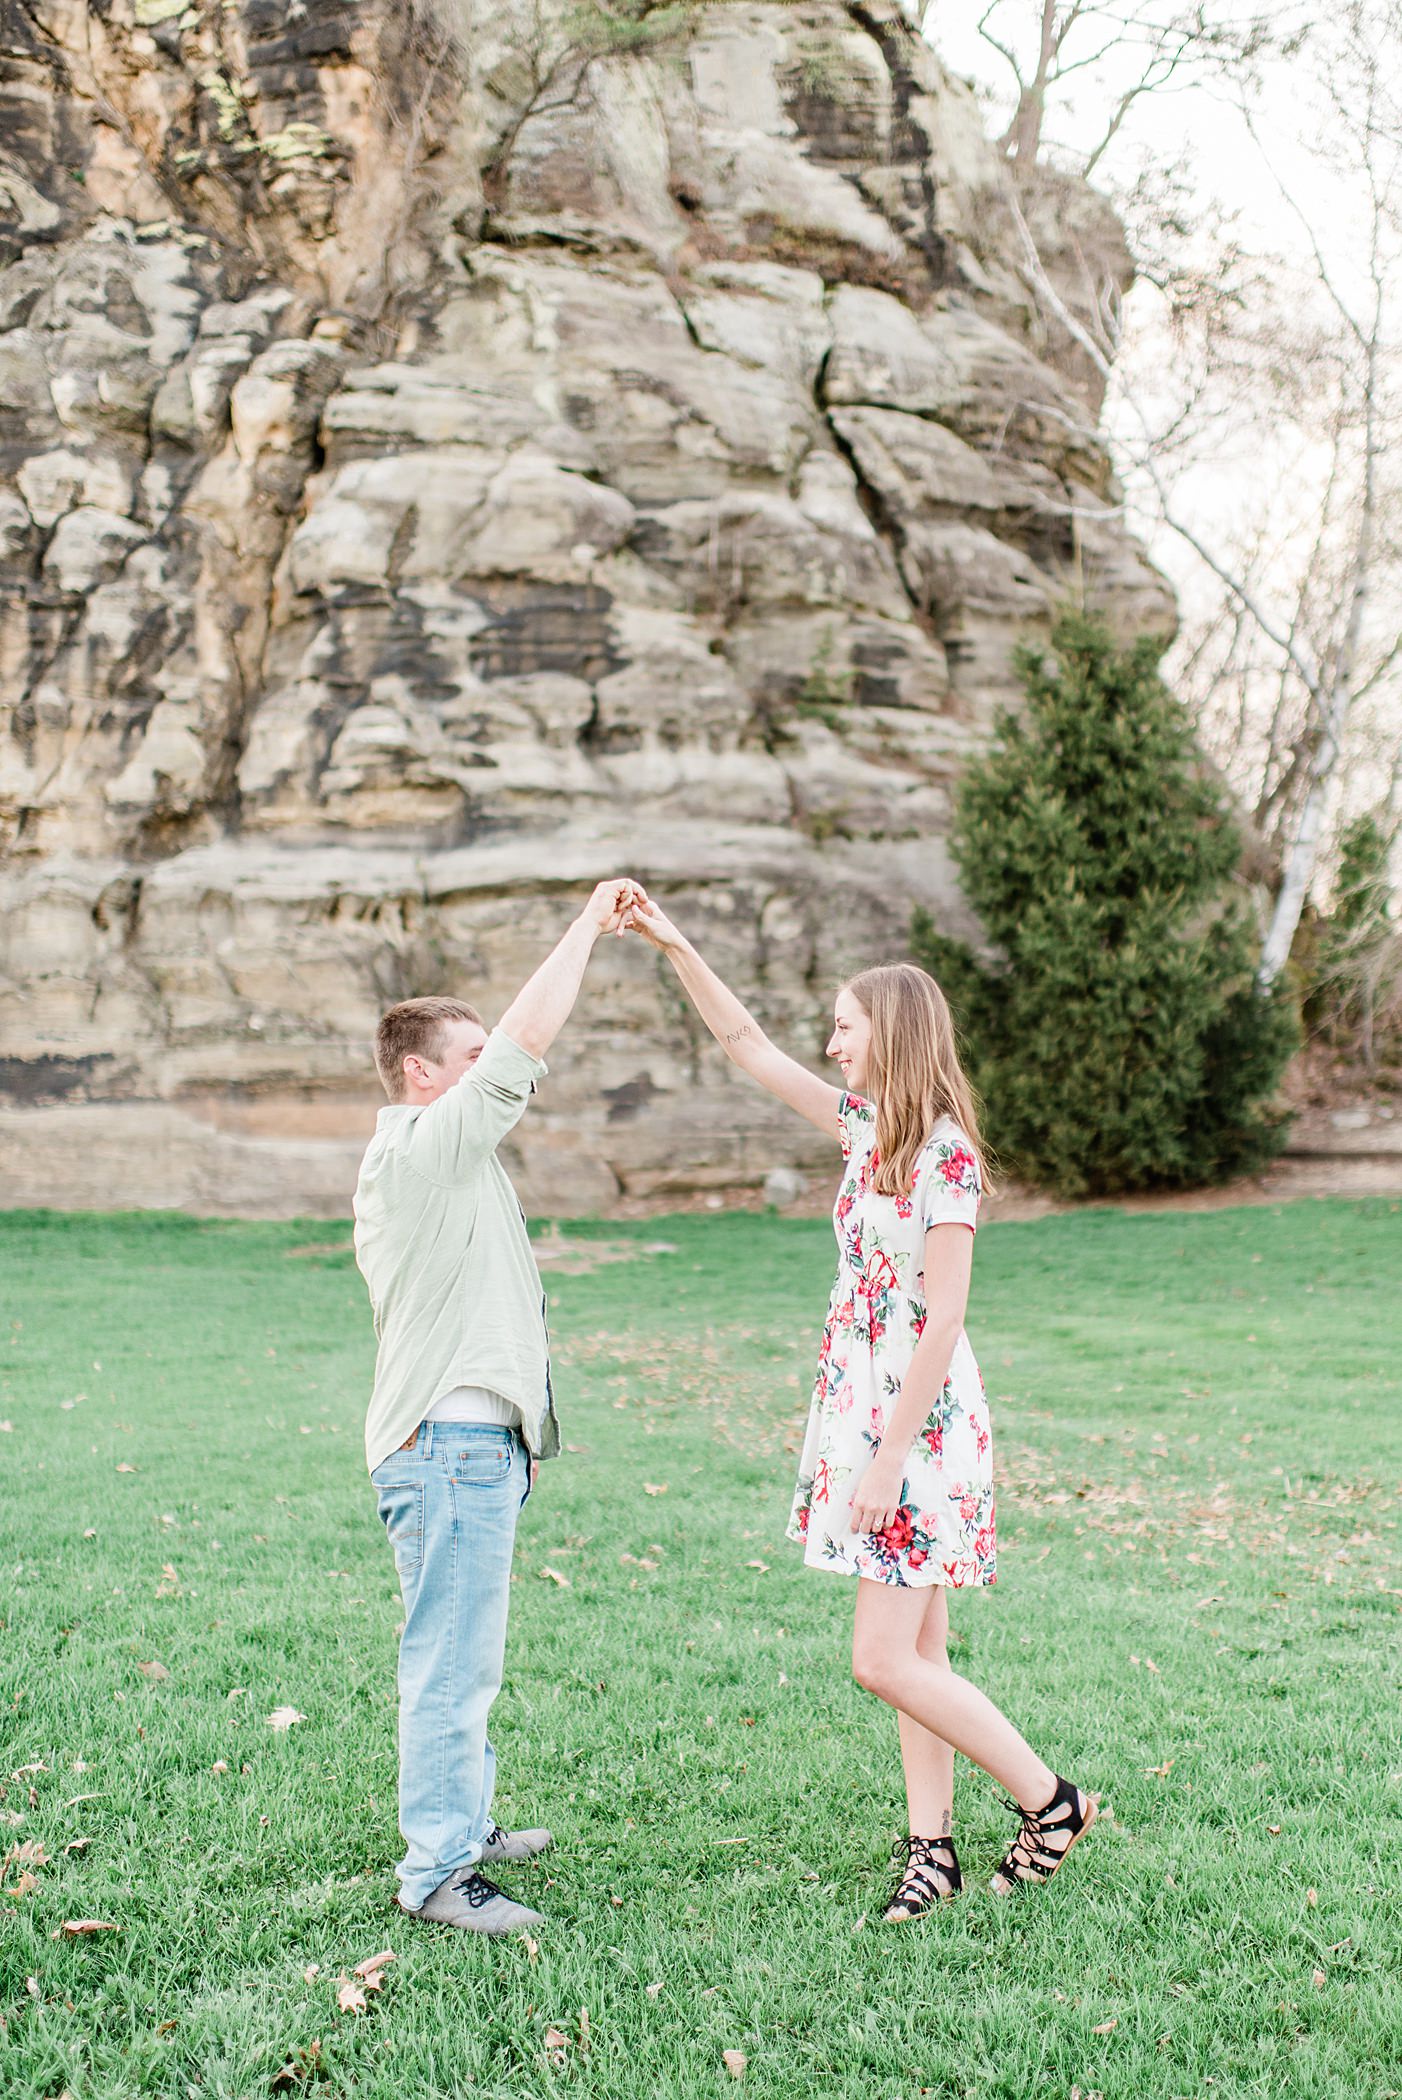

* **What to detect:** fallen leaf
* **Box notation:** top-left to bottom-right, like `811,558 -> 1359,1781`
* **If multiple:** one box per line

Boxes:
1144,1760 -> 1174,1778
539,1567 -> 571,1587
63,1837 -> 91,1855
1143,1658 -> 1161,1675
115,1463 -> 137,1474
543,2025 -> 570,2050
25,1976 -> 39,1998
336,1975 -> 366,2014
211,1761 -> 229,1776
645,1981 -> 663,1998
1306,1887 -> 1318,1908
12,1870 -> 40,1897
57,1920 -> 119,1936
303,1964 -> 320,1983
155,2019 -> 177,2035
137,1660 -> 170,1682
521,1933 -> 539,1961
1267,1824 -> 1282,1836
267,1706 -> 306,1730
579,2007 -> 590,2056
642,1482 -> 668,1496
745,1561 -> 770,1573
723,2049 -> 747,2078
0,1421 -> 12,1432
353,1949 -> 395,1976
1312,1968 -> 1326,1989
83,1529 -> 96,1539
1091,2017 -> 1118,2034
4,1840 -> 49,1868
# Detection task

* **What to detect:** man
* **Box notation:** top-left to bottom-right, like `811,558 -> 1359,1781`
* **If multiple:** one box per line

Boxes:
353,876 -> 644,1934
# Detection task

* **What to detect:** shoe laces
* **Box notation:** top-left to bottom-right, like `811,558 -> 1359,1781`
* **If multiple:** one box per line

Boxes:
452,1871 -> 505,1909
998,1794 -> 1043,1870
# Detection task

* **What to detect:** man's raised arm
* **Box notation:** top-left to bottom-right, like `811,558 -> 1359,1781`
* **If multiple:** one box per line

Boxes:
498,878 -> 645,1059
408,878 -> 645,1182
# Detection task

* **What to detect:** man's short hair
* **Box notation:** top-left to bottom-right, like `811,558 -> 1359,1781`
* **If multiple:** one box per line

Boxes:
374,996 -> 485,1102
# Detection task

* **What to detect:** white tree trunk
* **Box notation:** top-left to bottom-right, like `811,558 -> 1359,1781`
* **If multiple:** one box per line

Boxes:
1257,713 -> 1341,985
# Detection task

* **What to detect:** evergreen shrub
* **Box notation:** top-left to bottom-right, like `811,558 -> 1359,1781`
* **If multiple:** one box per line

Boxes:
912,610 -> 1299,1195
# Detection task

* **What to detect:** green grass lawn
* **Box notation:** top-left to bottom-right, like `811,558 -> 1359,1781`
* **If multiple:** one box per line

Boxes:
1,1199 -> 1399,2100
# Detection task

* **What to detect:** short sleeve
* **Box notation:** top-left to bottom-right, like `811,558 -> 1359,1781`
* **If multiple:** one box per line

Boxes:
916,1130 -> 981,1233
838,1090 -> 876,1162
406,1027 -> 547,1184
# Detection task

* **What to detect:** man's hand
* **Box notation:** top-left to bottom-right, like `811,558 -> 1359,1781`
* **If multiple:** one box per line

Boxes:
850,1452 -> 906,1537
625,896 -> 686,952
581,877 -> 648,939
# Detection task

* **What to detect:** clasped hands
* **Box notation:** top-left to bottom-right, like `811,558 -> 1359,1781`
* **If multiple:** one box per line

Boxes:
580,877 -> 682,950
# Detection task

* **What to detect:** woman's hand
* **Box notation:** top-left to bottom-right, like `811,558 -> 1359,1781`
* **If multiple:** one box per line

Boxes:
626,896 -> 687,952
850,1452 -> 907,1537
580,877 -> 648,939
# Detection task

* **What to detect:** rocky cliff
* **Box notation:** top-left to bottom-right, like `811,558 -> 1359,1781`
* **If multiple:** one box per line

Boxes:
0,0 -> 1172,1215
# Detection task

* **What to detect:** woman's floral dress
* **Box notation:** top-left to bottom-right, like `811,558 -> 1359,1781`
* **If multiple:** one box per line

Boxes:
786,1093 -> 996,1589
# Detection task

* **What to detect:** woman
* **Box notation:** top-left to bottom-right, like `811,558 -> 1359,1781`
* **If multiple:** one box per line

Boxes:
627,901 -> 1094,1917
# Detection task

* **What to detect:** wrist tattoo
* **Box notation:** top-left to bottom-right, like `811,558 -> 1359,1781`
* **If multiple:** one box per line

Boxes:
724,1024 -> 752,1045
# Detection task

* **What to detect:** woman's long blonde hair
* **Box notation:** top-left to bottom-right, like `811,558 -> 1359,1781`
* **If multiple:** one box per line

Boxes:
843,963 -> 989,1197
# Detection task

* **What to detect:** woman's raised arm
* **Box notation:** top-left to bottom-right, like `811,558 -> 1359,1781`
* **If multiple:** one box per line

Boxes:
628,898 -> 842,1141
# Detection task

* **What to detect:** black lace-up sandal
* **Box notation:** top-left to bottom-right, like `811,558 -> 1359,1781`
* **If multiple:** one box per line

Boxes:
990,1775 -> 1096,1895
883,1833 -> 963,1921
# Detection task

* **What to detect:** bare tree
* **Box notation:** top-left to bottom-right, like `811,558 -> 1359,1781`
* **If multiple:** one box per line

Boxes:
968,1 -> 1295,174
982,0 -> 1402,987
440,0 -> 699,203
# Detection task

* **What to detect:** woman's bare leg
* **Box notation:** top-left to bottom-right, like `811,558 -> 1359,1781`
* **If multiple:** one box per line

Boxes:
896,1586 -> 957,1836
854,1578 -> 1055,1809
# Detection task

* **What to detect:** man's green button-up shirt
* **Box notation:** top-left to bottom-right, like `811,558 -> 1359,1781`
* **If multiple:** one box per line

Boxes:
353,1028 -> 560,1474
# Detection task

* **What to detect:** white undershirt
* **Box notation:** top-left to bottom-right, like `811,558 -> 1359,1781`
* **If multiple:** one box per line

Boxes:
422,1383 -> 522,1428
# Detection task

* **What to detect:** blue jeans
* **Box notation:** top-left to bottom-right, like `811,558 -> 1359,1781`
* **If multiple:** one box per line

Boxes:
370,1421 -> 529,1911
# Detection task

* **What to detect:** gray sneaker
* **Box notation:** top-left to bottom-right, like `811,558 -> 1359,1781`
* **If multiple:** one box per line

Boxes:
403,1870 -> 544,1935
480,1819 -> 554,1864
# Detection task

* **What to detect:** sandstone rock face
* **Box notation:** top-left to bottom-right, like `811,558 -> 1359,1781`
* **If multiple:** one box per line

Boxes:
0,0 -> 1173,1216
